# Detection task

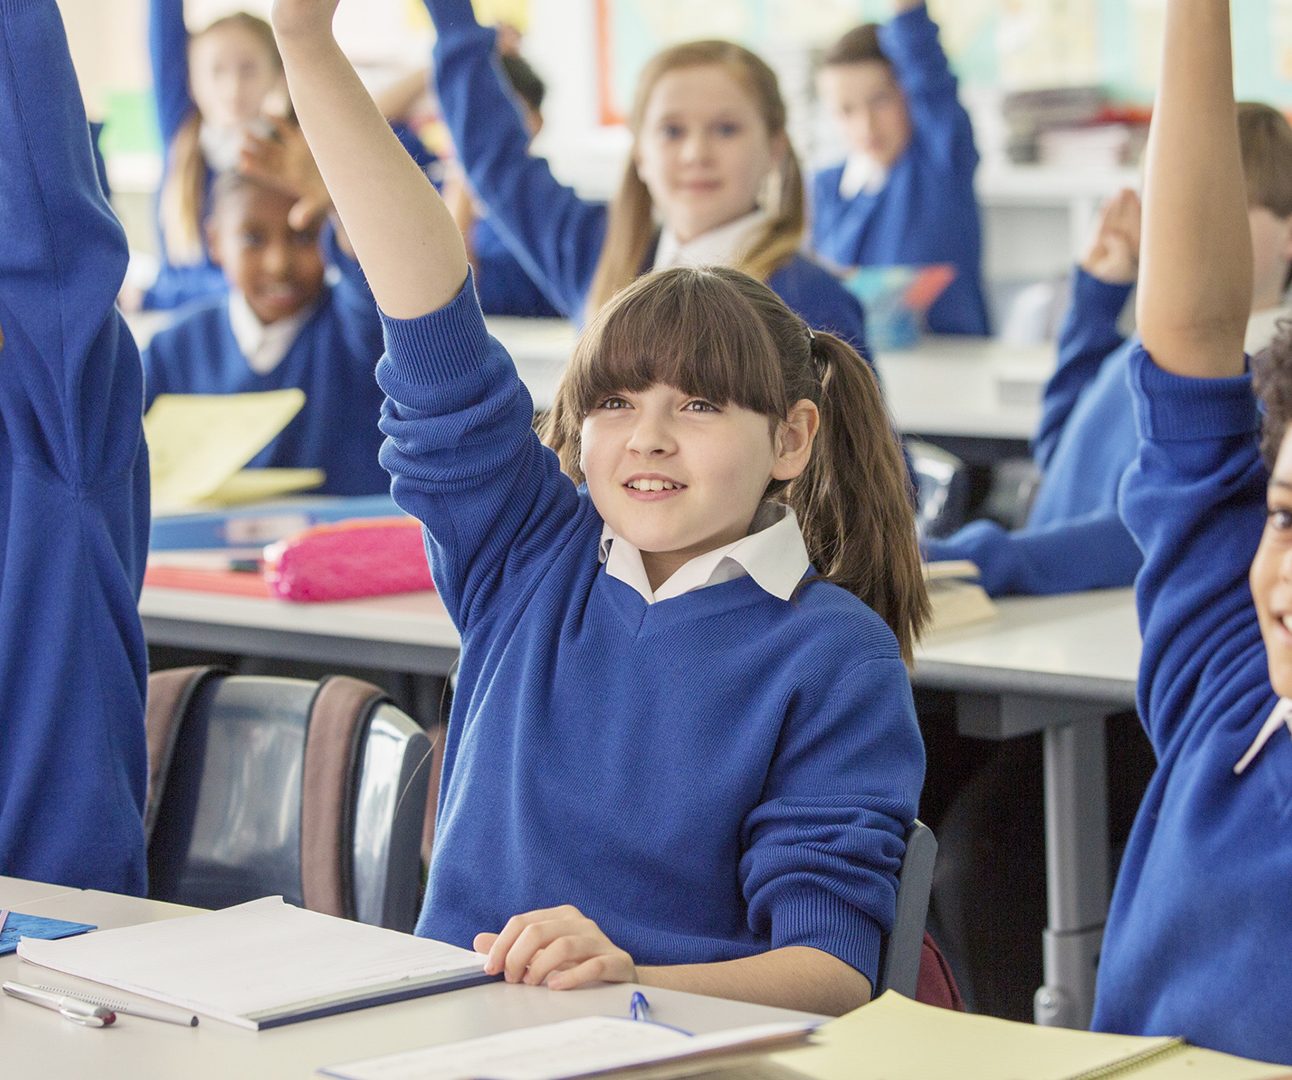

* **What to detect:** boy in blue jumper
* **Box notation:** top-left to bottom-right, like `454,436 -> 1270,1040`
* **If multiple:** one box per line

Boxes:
1091,0 -> 1292,1063
0,0 -> 150,893
926,126 -> 1292,598
812,1 -> 989,337
143,145 -> 389,497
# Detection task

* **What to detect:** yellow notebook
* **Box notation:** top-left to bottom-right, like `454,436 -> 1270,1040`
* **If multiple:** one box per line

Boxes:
767,994 -> 1289,1080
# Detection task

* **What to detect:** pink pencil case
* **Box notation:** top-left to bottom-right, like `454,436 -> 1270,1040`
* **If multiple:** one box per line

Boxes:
263,517 -> 433,602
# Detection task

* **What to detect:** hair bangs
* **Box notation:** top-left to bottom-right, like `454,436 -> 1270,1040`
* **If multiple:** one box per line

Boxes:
565,268 -> 788,420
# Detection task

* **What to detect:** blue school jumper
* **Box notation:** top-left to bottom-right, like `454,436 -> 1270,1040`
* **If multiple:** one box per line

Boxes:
811,3 -> 989,337
424,0 -> 870,357
377,275 -> 923,984
142,0 -> 226,312
925,269 -> 1142,595
472,215 -> 561,318
143,230 -> 389,496
1091,348 -> 1292,1067
0,0 -> 150,894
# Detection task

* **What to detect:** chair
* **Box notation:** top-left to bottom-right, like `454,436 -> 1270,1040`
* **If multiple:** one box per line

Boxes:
907,440 -> 971,539
875,819 -> 939,998
144,669 -> 431,933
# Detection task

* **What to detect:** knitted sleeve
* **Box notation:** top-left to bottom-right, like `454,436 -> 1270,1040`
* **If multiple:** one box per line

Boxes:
149,0 -> 193,145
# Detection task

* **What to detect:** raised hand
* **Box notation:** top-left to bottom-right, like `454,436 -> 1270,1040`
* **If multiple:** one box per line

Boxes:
270,0 -> 340,42
239,116 -> 333,230
1081,188 -> 1142,285
473,905 -> 637,990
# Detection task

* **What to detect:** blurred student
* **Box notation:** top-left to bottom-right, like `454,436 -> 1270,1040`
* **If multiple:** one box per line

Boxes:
1091,0 -> 1290,1063
143,121 -> 388,496
0,0 -> 150,892
926,104 -> 1292,597
420,0 -> 872,360
141,0 -> 284,311
812,1 -> 989,337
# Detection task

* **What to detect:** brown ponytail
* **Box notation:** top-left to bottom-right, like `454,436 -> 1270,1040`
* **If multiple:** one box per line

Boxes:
543,264 -> 928,662
585,40 -> 809,318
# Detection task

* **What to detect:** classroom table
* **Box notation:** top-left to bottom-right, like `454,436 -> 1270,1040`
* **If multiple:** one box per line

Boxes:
0,887 -> 819,1079
139,583 -> 1140,1029
0,877 -> 79,909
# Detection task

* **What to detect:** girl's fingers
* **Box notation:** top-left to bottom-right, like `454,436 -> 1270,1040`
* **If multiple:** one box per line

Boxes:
521,934 -> 589,986
546,954 -> 625,991
485,906 -> 574,977
473,931 -> 500,955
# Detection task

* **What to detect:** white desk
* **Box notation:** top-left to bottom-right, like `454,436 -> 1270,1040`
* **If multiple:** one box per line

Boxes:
0,877 -> 79,908
490,317 -> 1054,442
140,584 -> 1140,1029
1,889 -> 818,1080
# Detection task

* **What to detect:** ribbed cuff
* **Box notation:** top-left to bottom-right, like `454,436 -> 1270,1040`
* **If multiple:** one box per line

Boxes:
1130,345 -> 1259,442
379,270 -> 492,386
770,889 -> 884,984
1072,266 -> 1134,320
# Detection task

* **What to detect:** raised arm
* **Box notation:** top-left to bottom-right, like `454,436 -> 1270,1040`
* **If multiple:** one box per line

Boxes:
270,0 -> 465,318
1137,0 -> 1250,376
150,0 -> 194,144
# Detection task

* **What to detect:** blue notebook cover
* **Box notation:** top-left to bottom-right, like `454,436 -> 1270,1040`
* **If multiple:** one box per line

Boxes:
0,912 -> 96,956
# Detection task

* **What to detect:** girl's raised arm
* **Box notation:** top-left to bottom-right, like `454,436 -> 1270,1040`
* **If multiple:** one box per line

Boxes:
270,0 -> 466,318
1137,0 -> 1249,377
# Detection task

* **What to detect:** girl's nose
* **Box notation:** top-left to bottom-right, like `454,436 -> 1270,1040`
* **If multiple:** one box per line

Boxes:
625,414 -> 676,456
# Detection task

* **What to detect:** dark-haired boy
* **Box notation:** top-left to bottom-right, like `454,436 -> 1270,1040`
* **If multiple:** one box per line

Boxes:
0,0 -> 150,892
812,0 -> 989,336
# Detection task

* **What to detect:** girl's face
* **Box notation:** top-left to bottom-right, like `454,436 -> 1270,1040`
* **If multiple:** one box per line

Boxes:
189,25 -> 281,131
817,61 -> 912,170
633,64 -> 786,245
1247,206 -> 1292,311
1251,430 -> 1292,697
580,383 -> 817,589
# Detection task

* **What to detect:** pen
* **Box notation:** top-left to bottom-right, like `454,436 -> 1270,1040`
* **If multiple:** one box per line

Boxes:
3,981 -> 115,1027
32,984 -> 198,1028
0,909 -> 9,935
629,991 -> 653,1023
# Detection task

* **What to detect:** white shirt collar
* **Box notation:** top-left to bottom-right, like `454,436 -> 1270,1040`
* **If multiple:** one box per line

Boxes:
227,291 -> 316,376
1233,697 -> 1292,776
598,502 -> 810,605
653,207 -> 771,272
838,152 -> 889,201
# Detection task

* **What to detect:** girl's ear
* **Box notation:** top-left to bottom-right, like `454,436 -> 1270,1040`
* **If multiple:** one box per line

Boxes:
771,398 -> 820,481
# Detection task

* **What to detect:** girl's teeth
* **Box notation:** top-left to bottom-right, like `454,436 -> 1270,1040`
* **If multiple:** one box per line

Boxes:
629,479 -> 677,491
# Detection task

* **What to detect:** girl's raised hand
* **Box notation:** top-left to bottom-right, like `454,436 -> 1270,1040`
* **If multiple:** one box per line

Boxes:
473,905 -> 637,990
1081,188 -> 1142,285
239,116 -> 333,230
269,0 -> 340,41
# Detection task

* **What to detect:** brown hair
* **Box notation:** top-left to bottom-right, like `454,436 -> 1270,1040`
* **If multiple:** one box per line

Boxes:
1253,321 -> 1292,468
159,12 -> 281,266
541,266 -> 929,662
822,24 -> 890,70
1238,102 -> 1292,219
585,41 -> 807,318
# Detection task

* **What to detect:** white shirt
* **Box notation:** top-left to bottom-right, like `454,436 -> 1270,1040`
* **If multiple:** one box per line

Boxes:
598,502 -> 810,604
1233,697 -> 1292,776
653,208 -> 771,272
227,291 -> 316,376
838,152 -> 890,201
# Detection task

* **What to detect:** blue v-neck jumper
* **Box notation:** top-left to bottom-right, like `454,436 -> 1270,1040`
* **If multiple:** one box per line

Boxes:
810,4 -> 989,337
0,0 -> 150,894
377,275 -> 923,985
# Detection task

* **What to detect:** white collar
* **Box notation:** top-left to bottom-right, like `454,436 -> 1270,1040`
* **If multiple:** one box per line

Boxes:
1245,301 -> 1292,355
1233,697 -> 1292,776
653,207 -> 771,272
598,502 -> 810,605
227,291 -> 316,376
838,152 -> 889,201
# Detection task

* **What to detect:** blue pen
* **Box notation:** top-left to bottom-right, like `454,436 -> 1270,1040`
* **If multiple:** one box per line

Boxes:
629,991 -> 652,1023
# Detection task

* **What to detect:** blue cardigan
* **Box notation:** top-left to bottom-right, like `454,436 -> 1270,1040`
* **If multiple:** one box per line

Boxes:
925,269 -> 1142,595
377,276 -> 923,984
143,231 -> 389,496
424,0 -> 870,356
811,4 -> 989,337
0,0 -> 150,894
1092,348 -> 1292,1067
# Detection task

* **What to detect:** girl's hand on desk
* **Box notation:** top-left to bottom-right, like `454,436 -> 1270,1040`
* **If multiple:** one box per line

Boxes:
473,905 -> 637,990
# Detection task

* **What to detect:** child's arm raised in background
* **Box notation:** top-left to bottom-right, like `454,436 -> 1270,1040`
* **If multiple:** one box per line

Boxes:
422,0 -> 608,319
150,0 -> 194,145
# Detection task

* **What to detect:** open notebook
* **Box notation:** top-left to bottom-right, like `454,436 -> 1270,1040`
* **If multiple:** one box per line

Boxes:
16,897 -> 493,1030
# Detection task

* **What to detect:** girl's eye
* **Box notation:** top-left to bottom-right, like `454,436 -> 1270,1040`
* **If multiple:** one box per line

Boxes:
714,121 -> 742,138
1268,507 -> 1292,532
683,399 -> 719,413
660,123 -> 685,140
241,231 -> 265,248
595,395 -> 630,410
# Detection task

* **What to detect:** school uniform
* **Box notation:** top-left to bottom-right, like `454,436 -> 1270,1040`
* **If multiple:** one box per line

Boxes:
143,229 -> 389,496
424,0 -> 871,358
0,0 -> 150,893
811,3 -> 989,337
1091,346 -> 1292,1067
378,273 -> 923,985
926,268 -> 1291,595
472,215 -> 562,318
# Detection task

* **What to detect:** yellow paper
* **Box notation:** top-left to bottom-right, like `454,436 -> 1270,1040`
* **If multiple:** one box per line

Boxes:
199,468 -> 325,509
145,390 -> 307,514
769,994 -> 1285,1080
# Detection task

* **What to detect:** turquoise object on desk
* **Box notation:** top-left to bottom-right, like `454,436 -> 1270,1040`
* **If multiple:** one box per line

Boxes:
0,912 -> 96,956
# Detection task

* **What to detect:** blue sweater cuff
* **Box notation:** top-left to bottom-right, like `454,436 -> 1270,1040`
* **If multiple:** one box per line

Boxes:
425,0 -> 488,39
379,270 -> 491,386
1130,345 -> 1259,442
1072,266 -> 1133,321
770,888 -> 884,984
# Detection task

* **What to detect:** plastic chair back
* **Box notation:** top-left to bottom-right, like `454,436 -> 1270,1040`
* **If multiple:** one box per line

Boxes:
908,440 -> 971,539
876,819 -> 938,998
